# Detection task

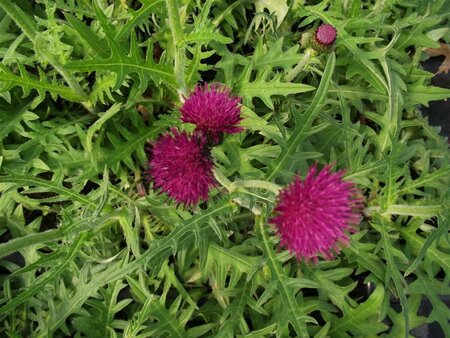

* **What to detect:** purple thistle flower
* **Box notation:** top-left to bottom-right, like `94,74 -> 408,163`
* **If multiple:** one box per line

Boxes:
180,83 -> 243,144
147,129 -> 215,206
269,164 -> 363,263
306,23 -> 337,54
315,24 -> 337,47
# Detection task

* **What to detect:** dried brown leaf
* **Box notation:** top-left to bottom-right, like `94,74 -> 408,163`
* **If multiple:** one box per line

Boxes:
425,42 -> 450,74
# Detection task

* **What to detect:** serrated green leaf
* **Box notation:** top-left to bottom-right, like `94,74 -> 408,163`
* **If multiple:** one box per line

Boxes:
239,67 -> 315,109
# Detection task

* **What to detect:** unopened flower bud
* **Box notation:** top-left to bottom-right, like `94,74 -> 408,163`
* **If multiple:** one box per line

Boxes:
309,23 -> 337,53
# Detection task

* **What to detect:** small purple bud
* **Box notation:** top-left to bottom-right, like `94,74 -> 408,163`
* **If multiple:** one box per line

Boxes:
315,24 -> 337,47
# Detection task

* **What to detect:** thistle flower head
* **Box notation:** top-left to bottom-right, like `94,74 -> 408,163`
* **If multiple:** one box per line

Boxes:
315,24 -> 337,46
180,83 -> 243,144
269,164 -> 362,263
147,129 -> 215,206
309,23 -> 337,53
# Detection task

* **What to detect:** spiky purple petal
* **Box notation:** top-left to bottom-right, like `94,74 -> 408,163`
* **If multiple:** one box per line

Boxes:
270,164 -> 362,263
147,130 -> 215,206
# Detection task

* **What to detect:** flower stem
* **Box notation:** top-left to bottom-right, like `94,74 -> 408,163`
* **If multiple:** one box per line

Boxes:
285,48 -> 315,82
255,213 -> 310,337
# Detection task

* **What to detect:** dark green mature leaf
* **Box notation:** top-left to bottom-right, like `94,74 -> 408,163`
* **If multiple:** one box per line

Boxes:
253,38 -> 301,71
405,83 -> 450,107
64,12 -> 109,58
115,0 -> 165,42
0,63 -> 84,103
401,217 -> 450,277
329,285 -> 388,337
0,171 -> 96,208
65,4 -> 176,93
238,65 -> 315,109
410,274 -> 450,335
0,103 -> 37,141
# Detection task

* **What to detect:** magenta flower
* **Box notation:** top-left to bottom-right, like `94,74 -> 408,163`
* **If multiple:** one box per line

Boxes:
147,130 -> 215,206
315,24 -> 337,47
269,164 -> 362,263
308,23 -> 337,53
180,83 -> 243,143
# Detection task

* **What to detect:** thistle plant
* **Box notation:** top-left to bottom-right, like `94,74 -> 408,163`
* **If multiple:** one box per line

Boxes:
0,1 -> 449,338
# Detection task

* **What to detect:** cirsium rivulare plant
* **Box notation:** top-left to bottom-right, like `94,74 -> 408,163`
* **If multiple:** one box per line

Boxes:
0,1 -> 449,337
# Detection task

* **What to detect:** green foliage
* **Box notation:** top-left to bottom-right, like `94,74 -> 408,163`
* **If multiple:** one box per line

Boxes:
0,0 -> 449,337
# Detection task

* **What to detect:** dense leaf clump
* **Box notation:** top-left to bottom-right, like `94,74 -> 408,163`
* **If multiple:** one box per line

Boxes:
0,1 -> 449,337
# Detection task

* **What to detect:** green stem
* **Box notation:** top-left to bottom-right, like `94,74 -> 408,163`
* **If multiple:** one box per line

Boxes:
285,48 -> 315,82
266,52 -> 336,181
229,180 -> 282,195
0,213 -> 120,259
256,213 -> 309,337
363,204 -> 444,217
0,229 -> 62,260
